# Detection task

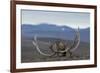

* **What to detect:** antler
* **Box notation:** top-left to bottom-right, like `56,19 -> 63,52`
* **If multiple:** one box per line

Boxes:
69,27 -> 80,52
32,27 -> 80,57
57,27 -> 80,53
32,35 -> 56,56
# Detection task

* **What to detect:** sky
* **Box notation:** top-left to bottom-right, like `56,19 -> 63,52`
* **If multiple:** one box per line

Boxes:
21,9 -> 90,29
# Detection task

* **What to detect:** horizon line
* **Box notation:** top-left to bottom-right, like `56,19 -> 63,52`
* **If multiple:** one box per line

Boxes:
22,23 -> 90,29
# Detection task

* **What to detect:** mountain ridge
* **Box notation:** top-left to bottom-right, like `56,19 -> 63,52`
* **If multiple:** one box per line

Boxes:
21,23 -> 90,42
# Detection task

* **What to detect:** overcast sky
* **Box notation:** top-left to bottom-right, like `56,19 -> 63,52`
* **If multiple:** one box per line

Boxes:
21,9 -> 90,29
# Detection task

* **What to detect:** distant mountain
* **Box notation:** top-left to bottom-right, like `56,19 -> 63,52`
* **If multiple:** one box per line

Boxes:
22,23 -> 72,31
21,23 -> 90,42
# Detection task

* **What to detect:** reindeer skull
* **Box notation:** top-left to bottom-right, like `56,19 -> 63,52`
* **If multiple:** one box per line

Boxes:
32,28 -> 80,57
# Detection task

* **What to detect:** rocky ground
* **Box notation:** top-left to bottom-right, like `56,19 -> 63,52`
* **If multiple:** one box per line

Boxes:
21,37 -> 90,63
